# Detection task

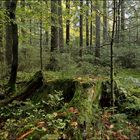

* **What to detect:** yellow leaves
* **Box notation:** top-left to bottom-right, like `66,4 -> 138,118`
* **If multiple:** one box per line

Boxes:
70,121 -> 78,128
53,112 -> 58,117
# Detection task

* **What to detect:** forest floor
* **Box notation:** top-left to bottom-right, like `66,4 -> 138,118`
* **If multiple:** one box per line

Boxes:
0,68 -> 140,140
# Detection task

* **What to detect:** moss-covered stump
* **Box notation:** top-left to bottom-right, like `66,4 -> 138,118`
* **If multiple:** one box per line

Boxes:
30,76 -> 101,139
99,80 -> 126,108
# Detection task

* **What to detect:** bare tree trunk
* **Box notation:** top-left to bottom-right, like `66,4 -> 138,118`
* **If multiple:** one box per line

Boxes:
0,1 -> 4,62
95,0 -> 100,63
66,0 -> 70,46
51,0 -> 58,52
90,0 -> 93,48
86,0 -> 89,48
58,0 -> 64,51
39,1 -> 43,70
79,0 -> 83,57
7,0 -> 18,92
5,1 -> 13,67
120,0 -> 125,43
103,0 -> 108,44
21,0 -> 27,59
110,0 -> 116,113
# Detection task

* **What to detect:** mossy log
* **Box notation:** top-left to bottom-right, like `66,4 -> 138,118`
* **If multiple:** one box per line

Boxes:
0,71 -> 43,107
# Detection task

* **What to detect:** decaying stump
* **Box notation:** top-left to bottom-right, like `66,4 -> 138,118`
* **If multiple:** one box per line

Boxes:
99,80 -> 126,108
0,71 -> 43,107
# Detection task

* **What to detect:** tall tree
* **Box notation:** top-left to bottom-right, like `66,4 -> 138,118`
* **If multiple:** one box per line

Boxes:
5,1 -> 13,66
79,0 -> 83,57
110,0 -> 116,113
95,0 -> 101,63
0,2 -> 3,62
103,0 -> 108,43
20,0 -> 27,60
115,0 -> 121,43
39,0 -> 43,70
86,0 -> 89,48
120,0 -> 125,42
58,0 -> 64,50
90,0 -> 93,48
51,0 -> 58,52
66,0 -> 70,46
6,0 -> 18,92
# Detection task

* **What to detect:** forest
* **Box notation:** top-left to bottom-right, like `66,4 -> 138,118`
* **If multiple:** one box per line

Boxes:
0,0 -> 140,139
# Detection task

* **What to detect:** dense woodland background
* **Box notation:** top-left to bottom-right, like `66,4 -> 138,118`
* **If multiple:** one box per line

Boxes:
0,0 -> 140,139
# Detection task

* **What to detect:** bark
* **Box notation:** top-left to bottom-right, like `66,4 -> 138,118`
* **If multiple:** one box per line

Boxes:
45,1 -> 49,47
120,0 -> 125,42
51,0 -> 58,52
6,0 -> 18,92
5,1 -> 13,66
115,0 -> 121,43
58,0 -> 64,50
0,71 -> 43,107
79,0 -> 83,57
20,0 -> 27,60
66,0 -> 70,46
90,0 -> 93,48
95,0 -> 100,63
110,0 -> 116,113
20,0 -> 26,44
40,1 -> 43,70
86,0 -> 89,48
0,2 -> 3,62
103,0 -> 108,43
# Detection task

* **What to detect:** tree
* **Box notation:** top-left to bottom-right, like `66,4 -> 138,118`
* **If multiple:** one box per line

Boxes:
39,0 -> 43,70
86,0 -> 89,48
115,0 -> 121,43
79,0 -> 83,57
90,0 -> 93,48
58,0 -> 64,50
120,0 -> 125,43
0,2 -> 4,62
51,0 -> 58,52
103,0 -> 108,43
20,0 -> 27,60
5,1 -> 13,66
95,0 -> 101,63
66,0 -> 70,46
110,0 -> 116,113
6,0 -> 18,92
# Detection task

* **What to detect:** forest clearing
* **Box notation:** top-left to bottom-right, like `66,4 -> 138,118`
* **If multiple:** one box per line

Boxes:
0,0 -> 140,139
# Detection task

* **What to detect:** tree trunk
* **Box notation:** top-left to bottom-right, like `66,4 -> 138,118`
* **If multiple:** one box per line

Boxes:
6,0 -> 18,92
5,1 -> 13,67
120,0 -> 125,43
66,0 -> 70,46
20,0 -> 27,59
40,1 -> 43,70
95,0 -> 100,63
79,0 -> 83,57
110,0 -> 116,113
51,0 -> 58,52
103,0 -> 108,44
115,0 -> 121,43
58,0 -> 64,51
0,2 -> 4,62
86,0 -> 89,48
90,0 -> 93,48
